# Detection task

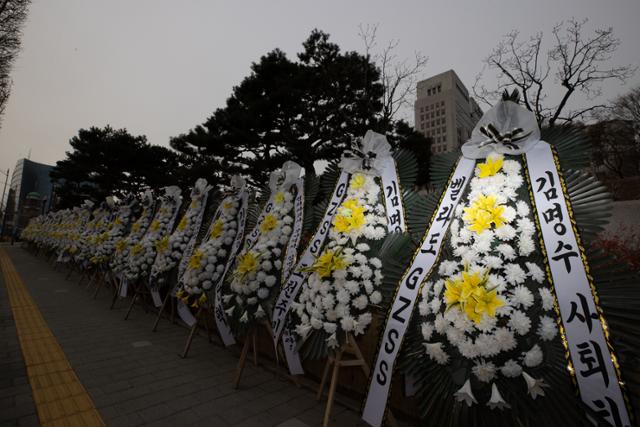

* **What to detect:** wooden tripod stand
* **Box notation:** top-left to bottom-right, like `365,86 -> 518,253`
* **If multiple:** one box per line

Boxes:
180,303 -> 217,358
316,333 -> 398,427
233,320 -> 301,389
151,289 -> 179,332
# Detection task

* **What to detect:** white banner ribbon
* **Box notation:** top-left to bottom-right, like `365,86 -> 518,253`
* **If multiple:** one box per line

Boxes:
177,300 -> 197,327
119,277 -> 128,298
362,157 -> 475,427
214,190 -> 250,347
380,157 -> 406,233
271,171 -> 351,347
282,178 -> 305,282
244,189 -> 277,248
177,191 -> 210,280
526,142 -> 630,427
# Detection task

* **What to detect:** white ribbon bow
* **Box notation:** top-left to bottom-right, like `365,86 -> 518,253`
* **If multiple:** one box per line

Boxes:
268,161 -> 302,192
462,100 -> 541,159
339,130 -> 392,176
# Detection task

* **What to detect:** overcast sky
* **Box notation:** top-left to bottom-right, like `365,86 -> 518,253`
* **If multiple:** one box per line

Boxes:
1,0 -> 639,182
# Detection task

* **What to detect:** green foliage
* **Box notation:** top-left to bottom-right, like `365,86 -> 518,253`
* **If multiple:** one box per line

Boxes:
171,29 -> 429,187
50,126 -> 181,208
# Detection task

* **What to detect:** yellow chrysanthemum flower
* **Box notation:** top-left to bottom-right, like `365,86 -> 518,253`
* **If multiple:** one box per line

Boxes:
150,220 -> 161,232
234,251 -> 259,280
444,267 -> 504,324
477,155 -> 504,178
333,199 -> 366,234
131,222 -> 141,232
463,194 -> 506,234
307,249 -> 348,279
155,236 -> 170,254
130,243 -> 143,256
260,214 -> 278,233
209,219 -> 224,239
188,250 -> 204,270
350,174 -> 366,190
274,191 -> 285,204
470,287 -> 504,320
115,239 -> 127,252
223,201 -> 233,210
198,293 -> 208,305
444,270 -> 483,308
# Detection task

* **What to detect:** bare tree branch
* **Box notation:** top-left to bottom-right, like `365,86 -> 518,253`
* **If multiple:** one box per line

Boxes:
474,18 -> 636,127
359,23 -> 428,128
0,0 -> 30,129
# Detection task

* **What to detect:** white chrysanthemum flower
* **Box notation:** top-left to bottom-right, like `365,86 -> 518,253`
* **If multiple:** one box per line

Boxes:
494,327 -> 517,351
516,200 -> 530,217
539,288 -> 554,311
523,344 -> 543,367
429,298 -> 442,313
537,316 -> 558,341
517,217 -> 536,235
502,206 -> 517,223
501,359 -> 522,378
424,342 -> 449,365
356,243 -> 370,252
433,279 -> 445,296
483,256 -> 503,271
458,226 -> 472,244
257,287 -> 269,299
336,289 -> 350,304
418,297 -> 431,316
511,285 -> 534,309
421,322 -> 434,341
340,315 -> 356,332
446,325 -> 465,346
264,275 -> 277,287
526,262 -> 545,284
370,291 -> 382,305
476,315 -> 497,333
434,314 -> 447,334
352,295 -> 369,310
476,334 -> 500,357
438,260 -> 459,277
323,322 -> 337,334
518,236 -> 535,256
358,312 -> 372,329
502,159 -> 521,176
495,224 -> 516,241
504,263 -> 526,284
497,244 -> 516,260
458,339 -> 479,359
472,360 -> 497,383
508,310 -> 531,335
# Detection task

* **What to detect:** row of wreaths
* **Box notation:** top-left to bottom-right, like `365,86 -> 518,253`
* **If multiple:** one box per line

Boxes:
21,123 -> 640,427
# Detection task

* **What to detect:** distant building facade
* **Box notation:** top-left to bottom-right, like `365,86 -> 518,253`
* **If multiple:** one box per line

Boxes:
2,159 -> 54,234
414,69 -> 483,154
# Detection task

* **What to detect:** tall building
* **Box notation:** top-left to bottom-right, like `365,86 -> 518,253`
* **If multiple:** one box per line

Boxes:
2,158 -> 54,234
414,70 -> 483,154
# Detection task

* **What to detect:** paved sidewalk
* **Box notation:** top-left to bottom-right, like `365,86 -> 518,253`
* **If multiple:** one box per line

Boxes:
0,249 -> 38,427
1,246 -> 369,427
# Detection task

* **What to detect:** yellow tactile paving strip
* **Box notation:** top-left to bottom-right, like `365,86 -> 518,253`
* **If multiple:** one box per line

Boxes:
0,248 -> 105,427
